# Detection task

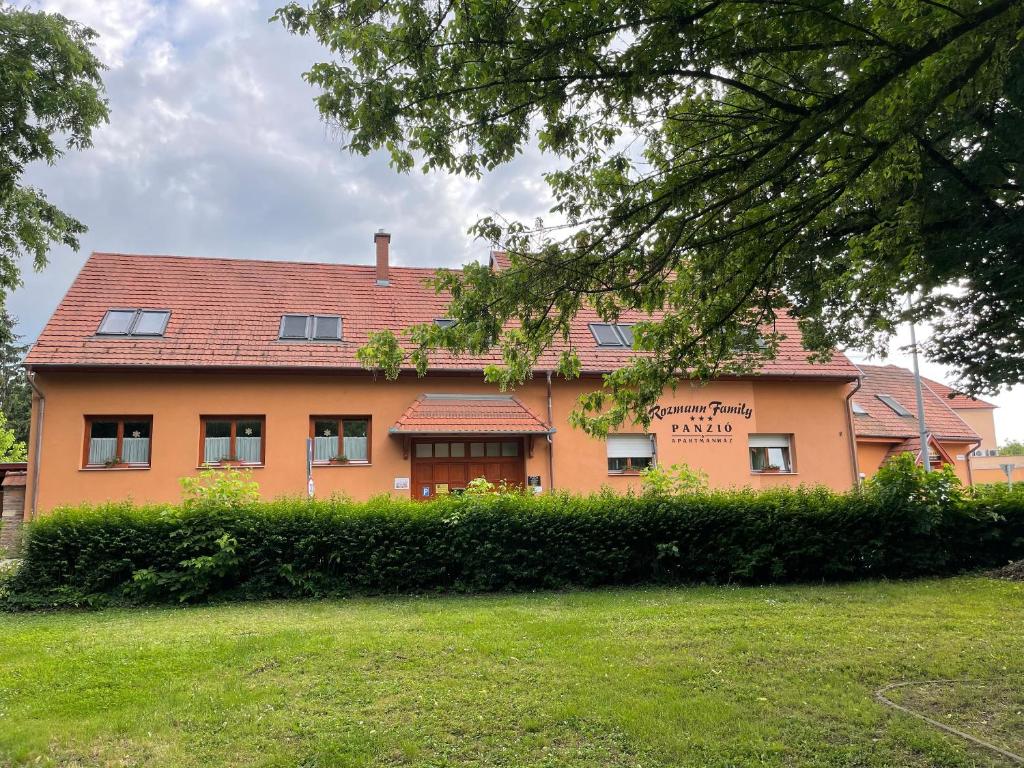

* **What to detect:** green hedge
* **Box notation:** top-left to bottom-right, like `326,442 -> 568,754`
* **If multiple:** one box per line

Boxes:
5,478 -> 1023,609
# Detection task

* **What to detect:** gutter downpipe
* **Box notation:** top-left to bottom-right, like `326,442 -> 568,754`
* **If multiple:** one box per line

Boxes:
844,373 -> 863,489
546,370 -> 555,492
25,369 -> 44,520
964,437 -> 981,486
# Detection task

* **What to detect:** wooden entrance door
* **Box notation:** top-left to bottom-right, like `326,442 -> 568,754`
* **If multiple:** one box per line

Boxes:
410,437 -> 525,499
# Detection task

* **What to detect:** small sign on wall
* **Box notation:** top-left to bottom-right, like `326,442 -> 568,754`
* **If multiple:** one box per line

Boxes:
527,475 -> 542,494
394,477 -> 410,490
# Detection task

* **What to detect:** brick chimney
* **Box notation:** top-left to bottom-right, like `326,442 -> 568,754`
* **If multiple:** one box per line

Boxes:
374,229 -> 391,286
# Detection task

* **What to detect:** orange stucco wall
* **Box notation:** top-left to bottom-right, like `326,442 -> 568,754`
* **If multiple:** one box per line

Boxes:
955,409 -> 997,452
971,456 -> 1024,486
856,441 -> 894,482
24,371 -> 858,514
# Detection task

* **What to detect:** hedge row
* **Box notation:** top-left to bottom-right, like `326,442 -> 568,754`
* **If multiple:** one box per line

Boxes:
5,477 -> 1023,608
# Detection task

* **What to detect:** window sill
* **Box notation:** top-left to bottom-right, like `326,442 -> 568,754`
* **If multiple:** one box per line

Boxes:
751,471 -> 797,476
81,465 -> 150,471
313,462 -> 371,468
199,464 -> 264,470
607,471 -> 644,476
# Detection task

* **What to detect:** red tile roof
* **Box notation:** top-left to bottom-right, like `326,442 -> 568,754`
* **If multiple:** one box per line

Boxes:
1,471 -> 27,488
390,394 -> 552,434
26,251 -> 859,378
921,376 -> 996,410
852,364 -> 979,441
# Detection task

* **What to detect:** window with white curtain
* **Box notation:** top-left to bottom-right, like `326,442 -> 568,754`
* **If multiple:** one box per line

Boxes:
607,434 -> 655,473
201,417 -> 265,465
311,417 -> 369,463
748,434 -> 794,473
84,417 -> 152,467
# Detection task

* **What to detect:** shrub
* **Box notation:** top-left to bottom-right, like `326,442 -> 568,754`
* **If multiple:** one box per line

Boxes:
180,468 -> 260,508
5,463 -> 1023,609
640,462 -> 710,495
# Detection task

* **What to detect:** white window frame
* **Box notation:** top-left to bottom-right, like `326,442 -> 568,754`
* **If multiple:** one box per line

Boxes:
748,434 -> 794,473
607,434 -> 655,474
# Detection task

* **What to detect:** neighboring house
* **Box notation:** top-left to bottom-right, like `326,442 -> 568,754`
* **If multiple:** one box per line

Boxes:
851,364 -> 986,484
921,376 -> 1024,485
23,235 -> 865,513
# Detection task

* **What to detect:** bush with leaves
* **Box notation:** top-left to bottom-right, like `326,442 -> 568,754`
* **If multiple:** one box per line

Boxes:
640,463 -> 710,496
0,411 -> 26,462
5,471 -> 1023,610
180,468 -> 260,508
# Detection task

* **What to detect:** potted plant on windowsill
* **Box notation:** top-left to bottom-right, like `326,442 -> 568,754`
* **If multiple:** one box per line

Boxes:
329,455 -> 349,464
103,457 -> 122,468
217,455 -> 243,467
760,464 -> 782,473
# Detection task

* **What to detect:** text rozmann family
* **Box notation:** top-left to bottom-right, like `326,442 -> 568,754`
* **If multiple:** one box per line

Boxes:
647,401 -> 754,421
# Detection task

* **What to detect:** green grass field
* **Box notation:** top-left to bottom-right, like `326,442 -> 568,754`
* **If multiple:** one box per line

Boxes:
1,577 -> 1021,767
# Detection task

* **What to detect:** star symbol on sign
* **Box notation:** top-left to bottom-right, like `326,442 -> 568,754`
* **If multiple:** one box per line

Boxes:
690,416 -> 696,422
244,428 -> 253,436
698,416 -> 705,422
131,430 -> 141,438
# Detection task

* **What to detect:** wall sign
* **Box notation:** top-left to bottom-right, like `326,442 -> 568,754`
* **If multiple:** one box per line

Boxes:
647,399 -> 753,446
394,477 -> 410,490
421,485 -> 431,498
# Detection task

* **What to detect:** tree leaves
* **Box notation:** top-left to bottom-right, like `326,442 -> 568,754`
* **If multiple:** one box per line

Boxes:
278,0 -> 1024,429
0,7 -> 108,340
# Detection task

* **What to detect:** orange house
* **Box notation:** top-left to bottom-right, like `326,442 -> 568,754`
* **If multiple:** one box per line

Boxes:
23,236 -> 868,515
850,364 -> 987,484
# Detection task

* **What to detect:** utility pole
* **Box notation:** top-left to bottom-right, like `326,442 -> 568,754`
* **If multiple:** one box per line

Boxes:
908,295 -> 931,472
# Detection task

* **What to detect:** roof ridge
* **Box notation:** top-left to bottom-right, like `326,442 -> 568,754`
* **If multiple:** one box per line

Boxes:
89,251 -> 456,274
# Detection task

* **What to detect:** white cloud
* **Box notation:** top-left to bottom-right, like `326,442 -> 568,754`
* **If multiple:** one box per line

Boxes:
37,0 -> 159,69
140,39 -> 177,80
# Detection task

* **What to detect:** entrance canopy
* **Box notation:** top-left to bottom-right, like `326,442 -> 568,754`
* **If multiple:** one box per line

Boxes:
389,394 -> 554,436
883,433 -> 954,468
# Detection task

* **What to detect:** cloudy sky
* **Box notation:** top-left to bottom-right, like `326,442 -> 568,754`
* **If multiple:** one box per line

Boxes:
11,0 -> 1023,443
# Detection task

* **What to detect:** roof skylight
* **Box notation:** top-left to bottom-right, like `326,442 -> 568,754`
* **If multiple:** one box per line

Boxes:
279,314 -> 342,341
590,323 -> 634,347
877,394 -> 913,417
96,309 -> 170,337
851,401 -> 869,416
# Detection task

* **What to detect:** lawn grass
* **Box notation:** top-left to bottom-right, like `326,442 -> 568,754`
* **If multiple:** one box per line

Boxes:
1,576 -> 1022,767
885,678 -> 1024,760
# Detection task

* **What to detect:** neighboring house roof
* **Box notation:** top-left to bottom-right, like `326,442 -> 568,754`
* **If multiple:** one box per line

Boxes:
390,394 -> 552,435
852,364 -> 979,442
921,376 -> 996,410
1,471 -> 27,488
26,251 -> 860,378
